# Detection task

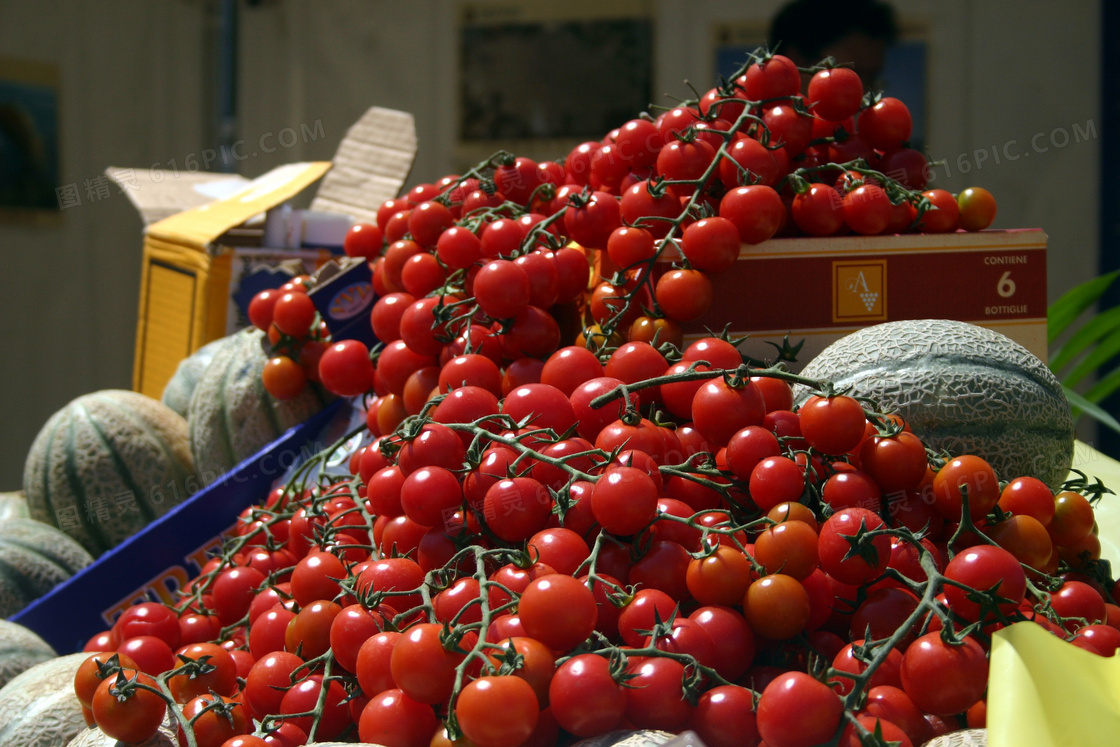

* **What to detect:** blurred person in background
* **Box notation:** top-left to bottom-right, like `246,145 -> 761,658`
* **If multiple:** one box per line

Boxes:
768,0 -> 899,91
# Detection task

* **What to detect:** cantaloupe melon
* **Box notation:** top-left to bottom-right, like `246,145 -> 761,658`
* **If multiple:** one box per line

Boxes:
67,721 -> 177,746
570,731 -> 676,746
160,338 -> 225,419
187,328 -> 333,485
0,652 -> 90,746
0,519 -> 93,618
0,620 -> 56,689
794,319 -> 1074,488
0,491 -> 30,521
22,391 -> 196,557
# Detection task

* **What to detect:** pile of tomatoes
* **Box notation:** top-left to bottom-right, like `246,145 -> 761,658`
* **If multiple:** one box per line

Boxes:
245,51 -> 996,404
74,361 -> 1118,747
72,52 -> 1105,747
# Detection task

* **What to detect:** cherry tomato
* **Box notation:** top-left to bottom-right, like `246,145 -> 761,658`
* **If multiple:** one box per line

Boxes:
818,507 -> 892,585
744,574 -> 812,640
91,669 -> 166,744
900,631 -> 988,717
1049,490 -> 1096,546
858,97 -> 913,150
624,656 -> 693,732
355,630 -> 402,698
686,544 -> 753,606
792,183 -> 845,236
932,455 -> 1000,522
344,221 -> 384,260
690,684 -> 760,747
591,466 -> 660,536
117,635 -> 176,676
1050,579 -> 1108,631
456,675 -> 540,747
719,184 -> 785,244
75,652 -> 140,710
114,602 -> 181,650
756,671 -> 844,747
749,455 -> 807,512
754,519 -> 820,580
168,642 -> 238,703
318,340 -> 373,397
957,186 -> 997,231
271,291 -> 317,338
548,654 -> 627,737
564,190 -> 622,250
799,395 -> 867,455
179,693 -> 250,747
691,377 -> 767,447
358,688 -> 439,747
843,183 -> 893,235
390,622 -> 469,705
859,431 -> 928,493
916,189 -> 960,233
518,573 -> 598,652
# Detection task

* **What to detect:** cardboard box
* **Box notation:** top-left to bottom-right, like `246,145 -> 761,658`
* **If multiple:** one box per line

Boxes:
109,107 -> 419,400
10,400 -> 353,654
658,228 -> 1048,368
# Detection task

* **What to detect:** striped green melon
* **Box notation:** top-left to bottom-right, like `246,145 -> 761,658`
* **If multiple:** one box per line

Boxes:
160,338 -> 225,418
22,390 -> 196,557
187,328 -> 333,486
0,652 -> 89,747
0,520 -> 94,617
795,319 -> 1075,488
0,620 -> 56,689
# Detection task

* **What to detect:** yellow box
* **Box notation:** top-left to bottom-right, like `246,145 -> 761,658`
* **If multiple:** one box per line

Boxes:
109,108 -> 419,399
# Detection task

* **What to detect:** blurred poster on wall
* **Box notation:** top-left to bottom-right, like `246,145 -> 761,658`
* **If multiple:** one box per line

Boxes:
0,57 -> 60,214
457,0 -> 653,168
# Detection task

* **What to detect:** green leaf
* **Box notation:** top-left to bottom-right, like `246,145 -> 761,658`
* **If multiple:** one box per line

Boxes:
1050,304 -> 1120,374
1058,324 -> 1120,388
1065,386 -> 1120,434
1048,270 -> 1120,344
1083,365 -> 1120,410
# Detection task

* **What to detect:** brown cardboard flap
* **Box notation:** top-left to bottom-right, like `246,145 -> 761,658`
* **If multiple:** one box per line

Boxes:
105,167 -> 250,226
310,107 -> 417,225
146,162 -> 333,252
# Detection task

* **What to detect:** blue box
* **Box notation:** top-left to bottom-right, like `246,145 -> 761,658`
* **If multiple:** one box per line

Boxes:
309,257 -> 379,347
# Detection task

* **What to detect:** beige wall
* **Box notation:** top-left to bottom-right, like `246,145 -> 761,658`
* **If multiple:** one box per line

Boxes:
0,0 -> 1103,487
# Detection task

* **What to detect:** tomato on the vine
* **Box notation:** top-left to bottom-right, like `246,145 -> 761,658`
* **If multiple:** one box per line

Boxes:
792,183 -> 845,236
655,268 -> 714,322
90,669 -> 166,744
807,67 -> 864,122
899,631 -> 988,717
518,573 -> 598,652
548,654 -> 627,737
957,186 -> 997,231
318,339 -> 373,397
719,184 -> 785,244
798,394 -> 867,455
756,671 -> 844,747
457,676 -> 540,747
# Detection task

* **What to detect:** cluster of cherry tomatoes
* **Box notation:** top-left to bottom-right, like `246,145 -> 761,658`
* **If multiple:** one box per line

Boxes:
73,340 -> 1118,747
72,51 -> 1090,747
245,51 -> 997,405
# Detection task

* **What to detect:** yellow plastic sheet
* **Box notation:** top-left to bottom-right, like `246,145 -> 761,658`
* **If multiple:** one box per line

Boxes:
1077,441 -> 1120,567
986,441 -> 1120,747
990,621 -> 1120,747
